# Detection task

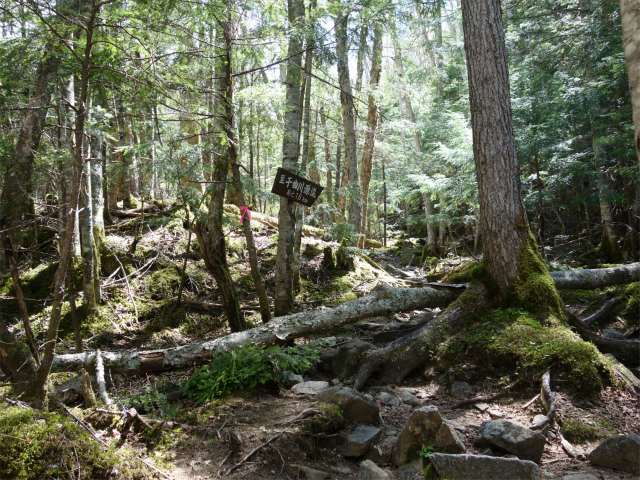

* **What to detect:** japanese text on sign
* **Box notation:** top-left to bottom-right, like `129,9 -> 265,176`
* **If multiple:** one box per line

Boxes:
271,167 -> 324,206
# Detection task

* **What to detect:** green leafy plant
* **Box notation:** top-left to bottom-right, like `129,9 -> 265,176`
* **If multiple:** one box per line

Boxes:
184,342 -> 320,403
124,388 -> 175,419
419,446 -> 436,458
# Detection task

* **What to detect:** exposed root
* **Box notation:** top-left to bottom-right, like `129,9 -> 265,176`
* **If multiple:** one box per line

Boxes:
583,298 -> 617,326
530,369 -> 556,431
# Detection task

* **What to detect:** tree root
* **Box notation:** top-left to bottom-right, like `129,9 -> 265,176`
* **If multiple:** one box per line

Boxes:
567,311 -> 640,366
530,369 -> 556,430
583,298 -> 617,326
353,283 -> 487,391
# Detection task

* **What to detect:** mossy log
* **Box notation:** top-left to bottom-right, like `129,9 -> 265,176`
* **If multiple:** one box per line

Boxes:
49,285 -> 463,376
550,263 -> 639,290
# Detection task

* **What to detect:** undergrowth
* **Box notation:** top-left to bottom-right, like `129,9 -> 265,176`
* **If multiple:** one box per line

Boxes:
0,405 -> 150,479
184,342 -> 320,403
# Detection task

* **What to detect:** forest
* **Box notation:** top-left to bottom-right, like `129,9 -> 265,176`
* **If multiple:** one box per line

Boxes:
0,0 -> 639,478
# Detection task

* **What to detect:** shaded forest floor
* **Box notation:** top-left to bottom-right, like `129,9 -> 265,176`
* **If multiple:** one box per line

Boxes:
0,205 -> 638,479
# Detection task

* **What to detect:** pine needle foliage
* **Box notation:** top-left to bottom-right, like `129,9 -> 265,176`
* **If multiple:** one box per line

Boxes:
184,343 -> 320,403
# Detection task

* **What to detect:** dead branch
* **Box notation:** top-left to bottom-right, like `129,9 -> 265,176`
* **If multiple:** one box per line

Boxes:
95,349 -> 112,408
550,263 -> 639,290
103,245 -> 138,325
450,379 -> 522,410
226,427 -> 291,475
522,394 -> 540,410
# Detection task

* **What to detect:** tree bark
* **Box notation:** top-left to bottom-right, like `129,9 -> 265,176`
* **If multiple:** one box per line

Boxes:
274,0 -> 304,317
462,0 -> 530,296
49,285 -> 462,376
620,0 -> 640,165
359,23 -> 382,248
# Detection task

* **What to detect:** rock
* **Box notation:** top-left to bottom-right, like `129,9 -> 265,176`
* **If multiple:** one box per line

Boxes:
561,473 -> 600,480
292,464 -> 330,480
332,340 -> 373,380
488,409 -> 505,419
357,459 -> 391,480
602,329 -> 626,340
282,371 -> 304,387
587,434 -> 640,474
292,381 -> 329,395
377,392 -> 401,406
395,458 -> 423,480
479,419 -> 546,463
450,381 -> 472,397
497,396 -> 514,405
532,414 -> 547,425
401,392 -> 421,406
393,405 -> 465,466
474,402 -> 490,412
315,386 -> 380,424
366,436 -> 397,465
472,435 -> 491,448
328,464 -> 351,475
319,349 -> 337,373
341,426 -> 382,457
429,453 -> 539,480
330,378 -> 341,386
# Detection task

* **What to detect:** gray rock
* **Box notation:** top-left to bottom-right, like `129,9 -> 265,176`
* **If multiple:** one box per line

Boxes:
332,340 -> 373,380
395,458 -> 423,480
318,349 -> 337,373
377,392 -> 401,406
602,329 -> 626,340
341,426 -> 382,457
282,371 -> 304,387
330,378 -> 341,386
328,464 -> 351,475
562,473 -> 599,480
365,436 -> 396,465
401,392 -> 421,406
393,405 -> 465,466
532,414 -> 548,425
292,464 -> 330,480
479,419 -> 546,463
474,402 -> 490,412
451,381 -> 472,397
429,453 -> 539,480
292,381 -> 329,395
357,459 -> 391,480
488,409 -> 505,419
316,386 -> 380,424
587,434 -> 640,474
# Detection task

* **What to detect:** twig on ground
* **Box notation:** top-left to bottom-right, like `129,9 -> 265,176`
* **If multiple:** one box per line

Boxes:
522,394 -> 540,410
226,427 -> 290,475
95,350 -> 112,408
450,379 -> 522,409
103,244 -> 138,325
583,298 -> 617,326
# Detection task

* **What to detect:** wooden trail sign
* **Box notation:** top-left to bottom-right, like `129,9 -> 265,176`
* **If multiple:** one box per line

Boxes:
271,167 -> 324,207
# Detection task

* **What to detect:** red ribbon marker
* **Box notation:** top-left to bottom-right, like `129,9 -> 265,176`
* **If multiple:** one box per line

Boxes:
239,206 -> 251,224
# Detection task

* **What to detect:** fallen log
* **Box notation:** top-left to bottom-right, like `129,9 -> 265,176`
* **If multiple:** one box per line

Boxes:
550,263 -> 639,290
50,284 -> 464,376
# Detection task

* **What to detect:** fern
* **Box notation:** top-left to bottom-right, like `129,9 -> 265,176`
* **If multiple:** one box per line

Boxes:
184,343 -> 320,403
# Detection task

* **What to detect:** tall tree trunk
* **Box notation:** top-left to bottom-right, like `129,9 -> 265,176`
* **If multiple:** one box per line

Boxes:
320,105 -> 333,204
33,0 -> 100,409
0,38 -> 61,251
393,35 -> 437,253
220,16 -> 271,324
461,0 -> 562,316
293,43 -> 313,293
620,0 -> 640,165
79,149 -> 97,315
335,10 -> 361,232
358,23 -> 382,248
274,0 -> 304,317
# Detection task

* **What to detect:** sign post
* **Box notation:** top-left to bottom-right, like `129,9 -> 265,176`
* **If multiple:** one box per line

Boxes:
271,167 -> 324,206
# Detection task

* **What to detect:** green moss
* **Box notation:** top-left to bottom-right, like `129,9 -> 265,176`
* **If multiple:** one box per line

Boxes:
490,316 -> 614,391
144,267 -> 182,299
506,234 -> 564,321
561,417 -> 615,444
442,261 -> 479,283
621,282 -> 639,324
302,403 -> 344,434
326,292 -> 357,306
0,406 -> 150,479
